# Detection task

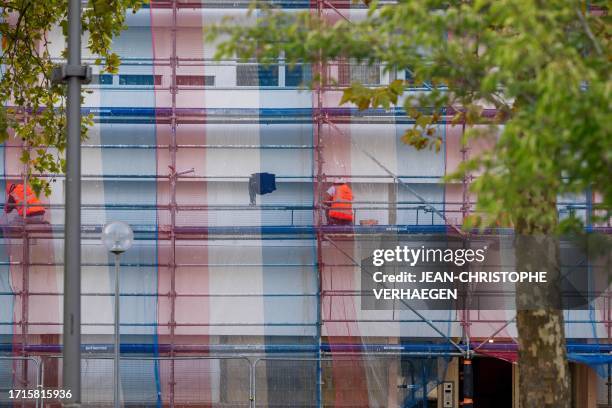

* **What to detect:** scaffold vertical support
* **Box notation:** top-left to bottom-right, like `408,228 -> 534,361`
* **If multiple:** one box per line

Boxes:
315,3 -> 322,408
19,117 -> 30,391
460,121 -> 471,221
462,357 -> 473,408
169,1 -> 179,406
314,1 -> 326,406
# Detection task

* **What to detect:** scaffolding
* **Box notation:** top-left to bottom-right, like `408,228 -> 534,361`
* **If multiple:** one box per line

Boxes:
0,0 -> 610,406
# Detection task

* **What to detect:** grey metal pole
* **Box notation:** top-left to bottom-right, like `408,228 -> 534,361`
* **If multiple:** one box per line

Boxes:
63,0 -> 82,405
114,253 -> 121,408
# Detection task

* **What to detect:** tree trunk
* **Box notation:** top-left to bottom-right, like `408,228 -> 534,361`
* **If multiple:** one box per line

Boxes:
517,309 -> 570,407
515,216 -> 571,407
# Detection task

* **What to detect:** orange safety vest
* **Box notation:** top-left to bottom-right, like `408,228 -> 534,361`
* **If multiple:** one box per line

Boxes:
7,183 -> 45,217
329,184 -> 354,221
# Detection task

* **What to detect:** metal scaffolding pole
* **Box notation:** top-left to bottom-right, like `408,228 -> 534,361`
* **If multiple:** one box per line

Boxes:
314,1 -> 327,405
169,1 -> 178,405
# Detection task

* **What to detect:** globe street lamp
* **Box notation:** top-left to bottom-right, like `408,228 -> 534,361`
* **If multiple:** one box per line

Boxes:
101,221 -> 133,408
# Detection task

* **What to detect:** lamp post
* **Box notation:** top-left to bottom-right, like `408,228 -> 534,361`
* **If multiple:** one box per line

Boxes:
101,221 -> 133,408
54,1 -> 91,404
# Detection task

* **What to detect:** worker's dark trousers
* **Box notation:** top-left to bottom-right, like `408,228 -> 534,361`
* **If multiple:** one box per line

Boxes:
6,213 -> 46,224
328,217 -> 352,226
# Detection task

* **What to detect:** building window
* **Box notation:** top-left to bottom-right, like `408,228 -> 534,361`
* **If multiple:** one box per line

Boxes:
236,64 -> 279,87
404,68 -> 414,83
285,65 -> 311,87
118,75 -> 162,86
338,61 -> 380,86
176,75 -> 215,86
91,74 -> 113,85
404,69 -> 431,88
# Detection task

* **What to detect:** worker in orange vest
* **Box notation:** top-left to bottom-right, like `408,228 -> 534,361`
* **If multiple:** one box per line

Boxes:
4,182 -> 46,223
325,178 -> 354,225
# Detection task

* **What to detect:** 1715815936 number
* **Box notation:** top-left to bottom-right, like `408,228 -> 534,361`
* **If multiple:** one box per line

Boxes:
8,389 -> 72,399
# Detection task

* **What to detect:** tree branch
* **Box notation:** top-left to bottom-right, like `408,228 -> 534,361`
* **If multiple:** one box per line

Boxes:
575,6 -> 603,56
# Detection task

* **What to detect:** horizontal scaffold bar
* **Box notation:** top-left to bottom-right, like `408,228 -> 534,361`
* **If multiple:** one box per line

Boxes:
0,224 -> 459,238
142,0 -> 398,10
0,342 -> 609,356
0,224 -> 609,239
6,106 -> 500,124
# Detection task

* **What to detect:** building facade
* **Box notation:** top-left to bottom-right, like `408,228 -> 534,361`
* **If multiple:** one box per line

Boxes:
0,1 -> 609,407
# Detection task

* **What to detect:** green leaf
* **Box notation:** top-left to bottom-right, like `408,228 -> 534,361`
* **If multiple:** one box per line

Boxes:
0,0 -> 147,196
20,150 -> 30,164
389,79 -> 405,95
416,115 -> 431,128
0,107 -> 8,143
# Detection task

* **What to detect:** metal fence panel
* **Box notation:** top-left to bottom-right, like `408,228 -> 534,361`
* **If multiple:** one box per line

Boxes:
40,356 -> 251,407
321,358 -> 392,407
254,358 -> 318,407
0,356 -> 41,408
164,357 -> 251,407
254,356 -> 444,408
24,354 -> 446,407
255,357 -> 397,407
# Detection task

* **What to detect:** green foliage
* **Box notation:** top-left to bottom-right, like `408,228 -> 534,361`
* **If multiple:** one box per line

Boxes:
0,106 -> 7,142
0,0 -> 147,196
207,0 -> 611,233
